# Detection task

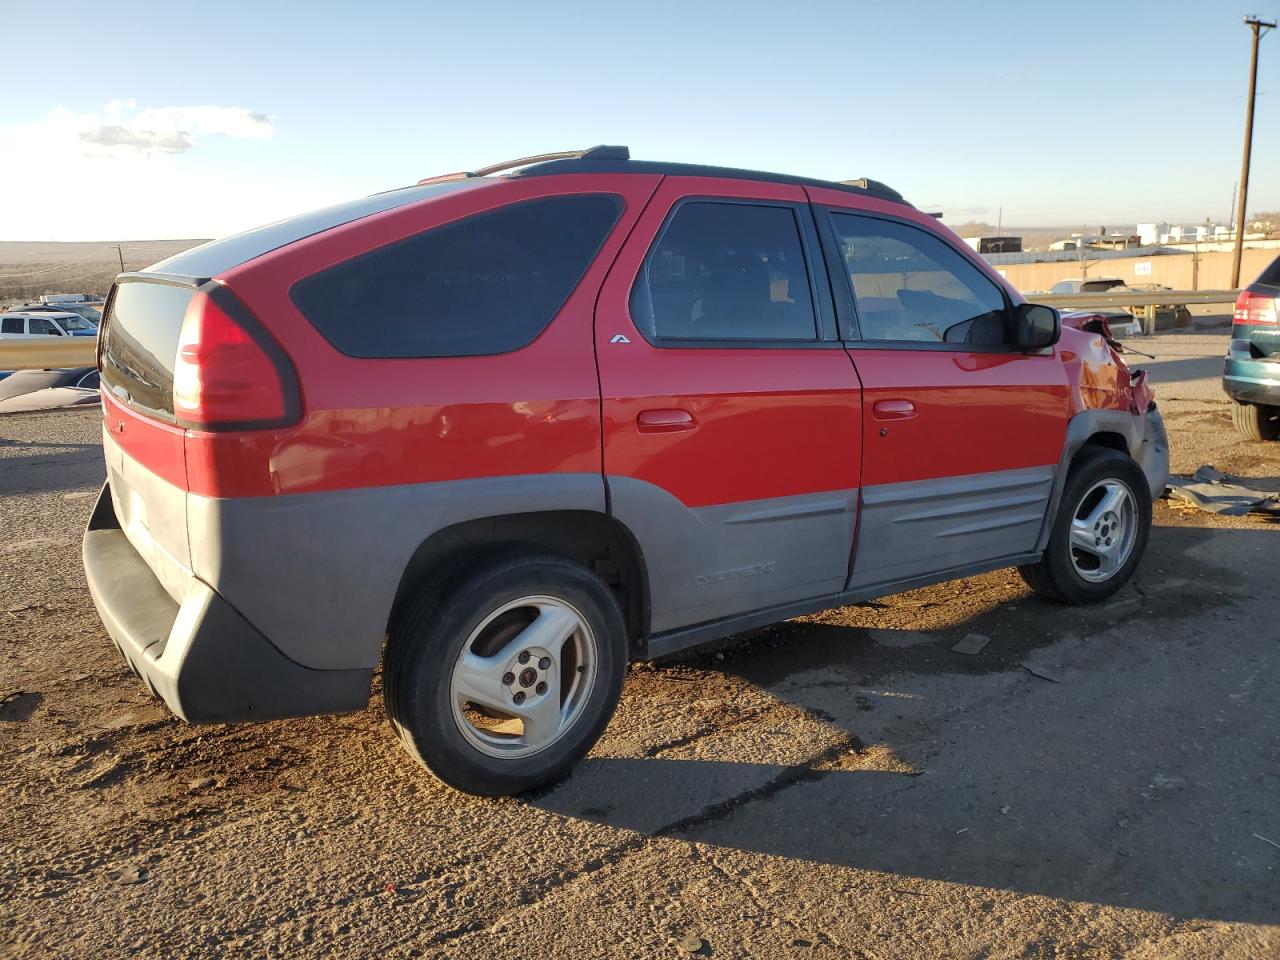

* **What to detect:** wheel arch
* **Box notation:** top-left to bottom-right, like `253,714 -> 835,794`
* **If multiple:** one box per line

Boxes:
387,509 -> 651,655
1077,430 -> 1129,457
1034,408 -> 1157,554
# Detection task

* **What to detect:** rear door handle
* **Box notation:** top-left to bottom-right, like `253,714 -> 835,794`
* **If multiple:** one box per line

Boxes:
872,399 -> 916,420
637,408 -> 696,433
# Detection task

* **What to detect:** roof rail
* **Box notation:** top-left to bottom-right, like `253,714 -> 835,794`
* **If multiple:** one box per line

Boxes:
839,178 -> 906,203
474,145 -> 629,177
413,149 -> 911,208
418,145 -> 630,185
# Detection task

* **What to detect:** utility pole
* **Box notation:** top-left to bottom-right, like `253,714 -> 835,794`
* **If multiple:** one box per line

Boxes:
112,244 -> 125,272
1232,15 -> 1275,287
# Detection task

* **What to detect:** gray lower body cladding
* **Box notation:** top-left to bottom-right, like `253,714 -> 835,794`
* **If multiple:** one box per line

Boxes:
849,466 -> 1054,589
606,479 -> 858,634
1033,405 -> 1169,554
83,485 -> 371,722
187,473 -> 608,671
83,403 -> 1168,720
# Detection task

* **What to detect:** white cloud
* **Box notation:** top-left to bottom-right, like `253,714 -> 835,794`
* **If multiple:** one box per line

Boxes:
0,101 -> 337,240
44,101 -> 274,156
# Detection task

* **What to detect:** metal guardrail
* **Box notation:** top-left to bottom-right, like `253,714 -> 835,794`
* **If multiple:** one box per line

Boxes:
0,337 -> 97,371
1027,289 -> 1239,308
1027,289 -> 1239,335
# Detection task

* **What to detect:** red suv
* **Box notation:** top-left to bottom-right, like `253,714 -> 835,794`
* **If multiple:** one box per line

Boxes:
84,146 -> 1169,795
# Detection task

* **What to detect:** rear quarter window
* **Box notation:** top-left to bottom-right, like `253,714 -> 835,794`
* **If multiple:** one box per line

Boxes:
290,194 -> 622,358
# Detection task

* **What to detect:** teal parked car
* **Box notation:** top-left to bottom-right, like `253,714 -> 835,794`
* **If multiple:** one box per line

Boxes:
1224,255 -> 1280,440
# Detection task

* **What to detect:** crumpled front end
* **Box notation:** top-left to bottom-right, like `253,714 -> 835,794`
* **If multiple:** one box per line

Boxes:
1058,319 -> 1170,500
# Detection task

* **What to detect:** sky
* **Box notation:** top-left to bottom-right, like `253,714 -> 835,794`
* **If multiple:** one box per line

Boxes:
1,0 -> 1277,240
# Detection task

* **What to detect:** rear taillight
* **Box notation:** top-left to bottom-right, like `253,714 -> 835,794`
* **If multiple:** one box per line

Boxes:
172,288 -> 300,428
1234,289 -> 1278,325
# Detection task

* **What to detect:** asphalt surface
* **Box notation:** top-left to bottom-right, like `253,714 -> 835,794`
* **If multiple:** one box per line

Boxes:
2,325 -> 1278,959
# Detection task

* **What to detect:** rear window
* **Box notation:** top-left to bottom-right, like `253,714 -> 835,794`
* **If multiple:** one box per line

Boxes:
290,194 -> 621,358
1081,279 -> 1124,292
100,281 -> 193,417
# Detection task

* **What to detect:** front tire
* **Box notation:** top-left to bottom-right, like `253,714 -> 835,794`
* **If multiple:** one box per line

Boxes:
1020,448 -> 1152,604
384,552 -> 627,796
1231,400 -> 1280,442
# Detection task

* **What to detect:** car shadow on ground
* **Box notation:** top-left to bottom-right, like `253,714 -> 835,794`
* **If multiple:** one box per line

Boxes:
1142,355 -> 1228,385
0,441 -> 103,498
535,522 -> 1279,924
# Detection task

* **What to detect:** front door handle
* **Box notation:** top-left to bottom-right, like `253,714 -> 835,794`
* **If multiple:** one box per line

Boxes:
637,408 -> 696,433
872,399 -> 916,420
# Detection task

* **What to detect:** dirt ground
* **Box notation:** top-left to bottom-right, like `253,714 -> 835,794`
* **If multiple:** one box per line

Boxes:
2,326 -> 1278,959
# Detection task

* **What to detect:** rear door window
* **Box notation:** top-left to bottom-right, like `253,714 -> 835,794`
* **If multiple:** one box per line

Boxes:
28,317 -> 61,336
100,281 -> 193,417
829,213 -> 1011,347
1,317 -> 22,334
290,194 -> 622,358
631,201 -> 818,342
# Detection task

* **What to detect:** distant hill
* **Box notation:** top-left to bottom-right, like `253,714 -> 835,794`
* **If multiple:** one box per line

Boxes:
0,239 -> 209,303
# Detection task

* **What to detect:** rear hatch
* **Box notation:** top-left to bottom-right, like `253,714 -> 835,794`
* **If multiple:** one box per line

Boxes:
94,179 -> 484,602
98,279 -> 196,603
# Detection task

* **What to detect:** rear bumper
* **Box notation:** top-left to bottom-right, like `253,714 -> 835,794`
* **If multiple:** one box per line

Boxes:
1223,353 -> 1280,407
82,483 -> 371,723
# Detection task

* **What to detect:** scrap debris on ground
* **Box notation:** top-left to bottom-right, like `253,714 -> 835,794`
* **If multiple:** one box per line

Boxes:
1165,464 -> 1280,516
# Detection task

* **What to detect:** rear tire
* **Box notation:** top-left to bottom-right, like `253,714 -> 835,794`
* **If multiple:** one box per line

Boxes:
1231,400 -> 1280,442
1019,448 -> 1151,604
384,551 -> 626,796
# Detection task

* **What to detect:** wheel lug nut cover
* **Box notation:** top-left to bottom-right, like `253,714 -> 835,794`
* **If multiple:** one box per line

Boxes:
538,656 -> 551,670
518,651 -> 530,664
502,672 -> 514,685
513,691 -> 525,705
535,681 -> 548,695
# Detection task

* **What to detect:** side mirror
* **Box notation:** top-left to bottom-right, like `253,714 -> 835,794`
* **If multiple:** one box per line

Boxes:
1015,303 -> 1061,351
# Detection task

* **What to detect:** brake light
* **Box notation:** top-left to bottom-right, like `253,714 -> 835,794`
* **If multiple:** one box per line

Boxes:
172,289 -> 299,428
1234,289 -> 1278,325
